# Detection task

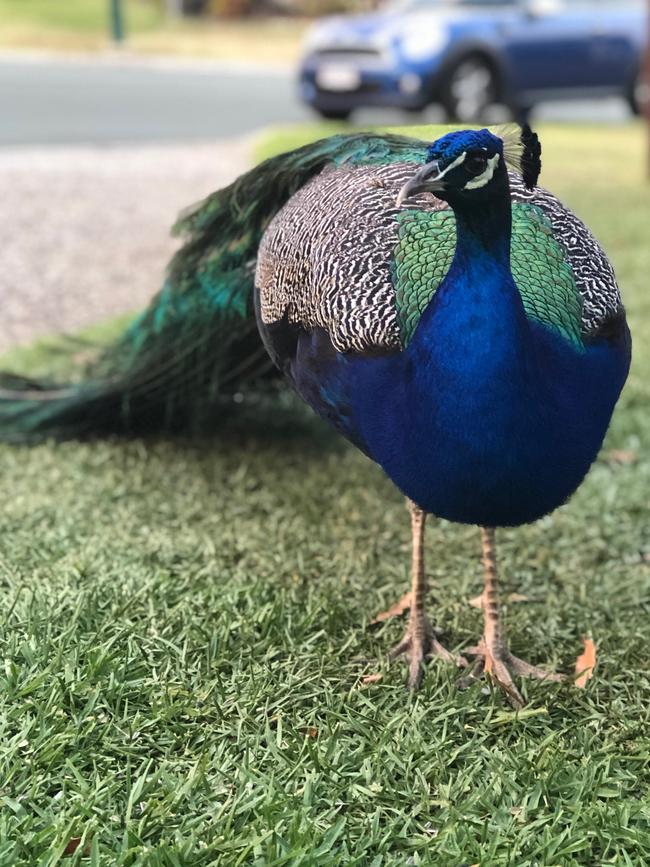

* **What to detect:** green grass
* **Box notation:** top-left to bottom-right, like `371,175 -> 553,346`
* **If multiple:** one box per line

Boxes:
0,0 -> 306,62
0,123 -> 649,864
0,0 -> 163,34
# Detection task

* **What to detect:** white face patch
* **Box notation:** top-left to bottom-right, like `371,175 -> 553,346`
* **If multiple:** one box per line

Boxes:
464,153 -> 501,190
435,150 -> 468,182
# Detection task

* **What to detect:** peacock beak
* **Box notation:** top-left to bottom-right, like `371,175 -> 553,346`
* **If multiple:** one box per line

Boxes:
396,161 -> 443,206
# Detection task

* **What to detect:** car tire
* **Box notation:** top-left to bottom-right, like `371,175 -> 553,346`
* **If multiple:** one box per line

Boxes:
511,103 -> 533,124
628,68 -> 647,117
440,56 -> 500,123
315,107 -> 352,122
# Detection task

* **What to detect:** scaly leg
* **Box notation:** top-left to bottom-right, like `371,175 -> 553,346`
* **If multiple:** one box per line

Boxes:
389,500 -> 463,689
463,527 -> 564,707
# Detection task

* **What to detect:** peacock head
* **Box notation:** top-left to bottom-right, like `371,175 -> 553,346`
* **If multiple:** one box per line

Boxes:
396,126 -> 541,208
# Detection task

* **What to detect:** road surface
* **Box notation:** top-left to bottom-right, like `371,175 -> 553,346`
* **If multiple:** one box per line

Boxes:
0,54 -> 311,146
0,53 -> 631,146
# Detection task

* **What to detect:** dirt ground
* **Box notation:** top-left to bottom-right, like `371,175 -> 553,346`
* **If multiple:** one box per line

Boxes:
0,139 -> 248,352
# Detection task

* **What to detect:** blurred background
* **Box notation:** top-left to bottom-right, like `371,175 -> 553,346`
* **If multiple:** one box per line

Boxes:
0,0 -> 648,350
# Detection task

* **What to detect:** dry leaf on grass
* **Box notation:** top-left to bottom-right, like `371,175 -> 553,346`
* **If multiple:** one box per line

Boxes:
508,592 -> 529,604
360,673 -> 383,686
605,449 -> 637,465
63,837 -> 91,857
369,592 -> 411,624
468,594 -> 484,609
63,838 -> 82,856
575,637 -> 597,688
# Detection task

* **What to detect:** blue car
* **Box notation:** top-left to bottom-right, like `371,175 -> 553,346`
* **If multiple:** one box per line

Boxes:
299,0 -> 644,122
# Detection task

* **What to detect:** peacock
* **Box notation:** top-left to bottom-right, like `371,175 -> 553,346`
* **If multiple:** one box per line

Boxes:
0,126 -> 631,706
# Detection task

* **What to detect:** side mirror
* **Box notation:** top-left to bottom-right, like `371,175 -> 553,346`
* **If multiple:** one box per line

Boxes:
524,0 -> 562,18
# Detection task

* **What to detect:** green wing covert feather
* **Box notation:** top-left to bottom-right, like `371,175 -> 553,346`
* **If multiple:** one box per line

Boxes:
510,204 -> 583,348
392,203 -> 584,348
393,209 -> 456,345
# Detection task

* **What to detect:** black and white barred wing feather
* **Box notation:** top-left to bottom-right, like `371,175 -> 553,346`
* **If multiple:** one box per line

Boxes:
256,164 -> 623,354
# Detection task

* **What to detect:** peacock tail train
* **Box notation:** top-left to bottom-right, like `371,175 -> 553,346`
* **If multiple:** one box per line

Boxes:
0,133 -> 425,442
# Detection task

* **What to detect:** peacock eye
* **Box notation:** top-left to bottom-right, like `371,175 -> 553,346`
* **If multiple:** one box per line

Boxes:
465,153 -> 488,176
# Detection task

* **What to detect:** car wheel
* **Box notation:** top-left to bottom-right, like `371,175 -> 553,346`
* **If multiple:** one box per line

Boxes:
628,69 -> 648,117
441,56 -> 499,123
511,103 -> 533,124
315,107 -> 352,121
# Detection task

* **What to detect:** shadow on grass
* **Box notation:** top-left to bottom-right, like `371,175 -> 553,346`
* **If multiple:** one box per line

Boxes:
146,390 -> 344,458
1,317 -> 345,455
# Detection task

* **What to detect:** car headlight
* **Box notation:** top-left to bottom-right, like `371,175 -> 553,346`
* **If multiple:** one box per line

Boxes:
400,27 -> 446,61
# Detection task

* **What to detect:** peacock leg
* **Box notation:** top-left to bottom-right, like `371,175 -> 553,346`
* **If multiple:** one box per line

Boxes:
462,527 -> 564,708
389,499 -> 463,689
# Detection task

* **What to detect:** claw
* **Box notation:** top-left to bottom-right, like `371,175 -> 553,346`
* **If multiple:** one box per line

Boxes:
459,638 -> 564,708
390,615 -> 466,690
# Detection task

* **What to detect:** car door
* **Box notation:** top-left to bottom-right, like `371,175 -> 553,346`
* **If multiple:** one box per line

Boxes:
499,0 -> 606,95
583,0 -> 642,88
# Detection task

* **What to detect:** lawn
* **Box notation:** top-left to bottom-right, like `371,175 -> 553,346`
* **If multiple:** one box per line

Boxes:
0,0 -> 162,52
0,0 -> 163,32
0,0 -> 306,62
0,123 -> 649,864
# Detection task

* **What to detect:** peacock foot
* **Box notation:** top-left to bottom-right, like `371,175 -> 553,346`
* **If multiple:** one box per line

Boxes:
389,614 -> 466,690
460,639 -> 565,708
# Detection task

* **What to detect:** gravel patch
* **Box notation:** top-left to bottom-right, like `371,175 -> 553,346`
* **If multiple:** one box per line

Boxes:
0,139 -> 250,353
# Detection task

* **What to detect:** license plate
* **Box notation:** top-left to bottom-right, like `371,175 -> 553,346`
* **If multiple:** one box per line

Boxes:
316,65 -> 361,92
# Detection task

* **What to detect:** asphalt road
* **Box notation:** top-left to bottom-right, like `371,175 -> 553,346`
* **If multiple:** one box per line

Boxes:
0,54 -> 631,146
0,55 -> 311,146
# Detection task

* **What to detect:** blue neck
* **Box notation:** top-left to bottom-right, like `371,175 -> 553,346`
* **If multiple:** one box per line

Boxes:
451,190 -> 512,267
408,185 -> 527,377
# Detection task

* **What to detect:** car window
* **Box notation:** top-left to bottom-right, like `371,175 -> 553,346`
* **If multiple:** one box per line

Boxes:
388,0 -> 519,10
558,0 -> 641,5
